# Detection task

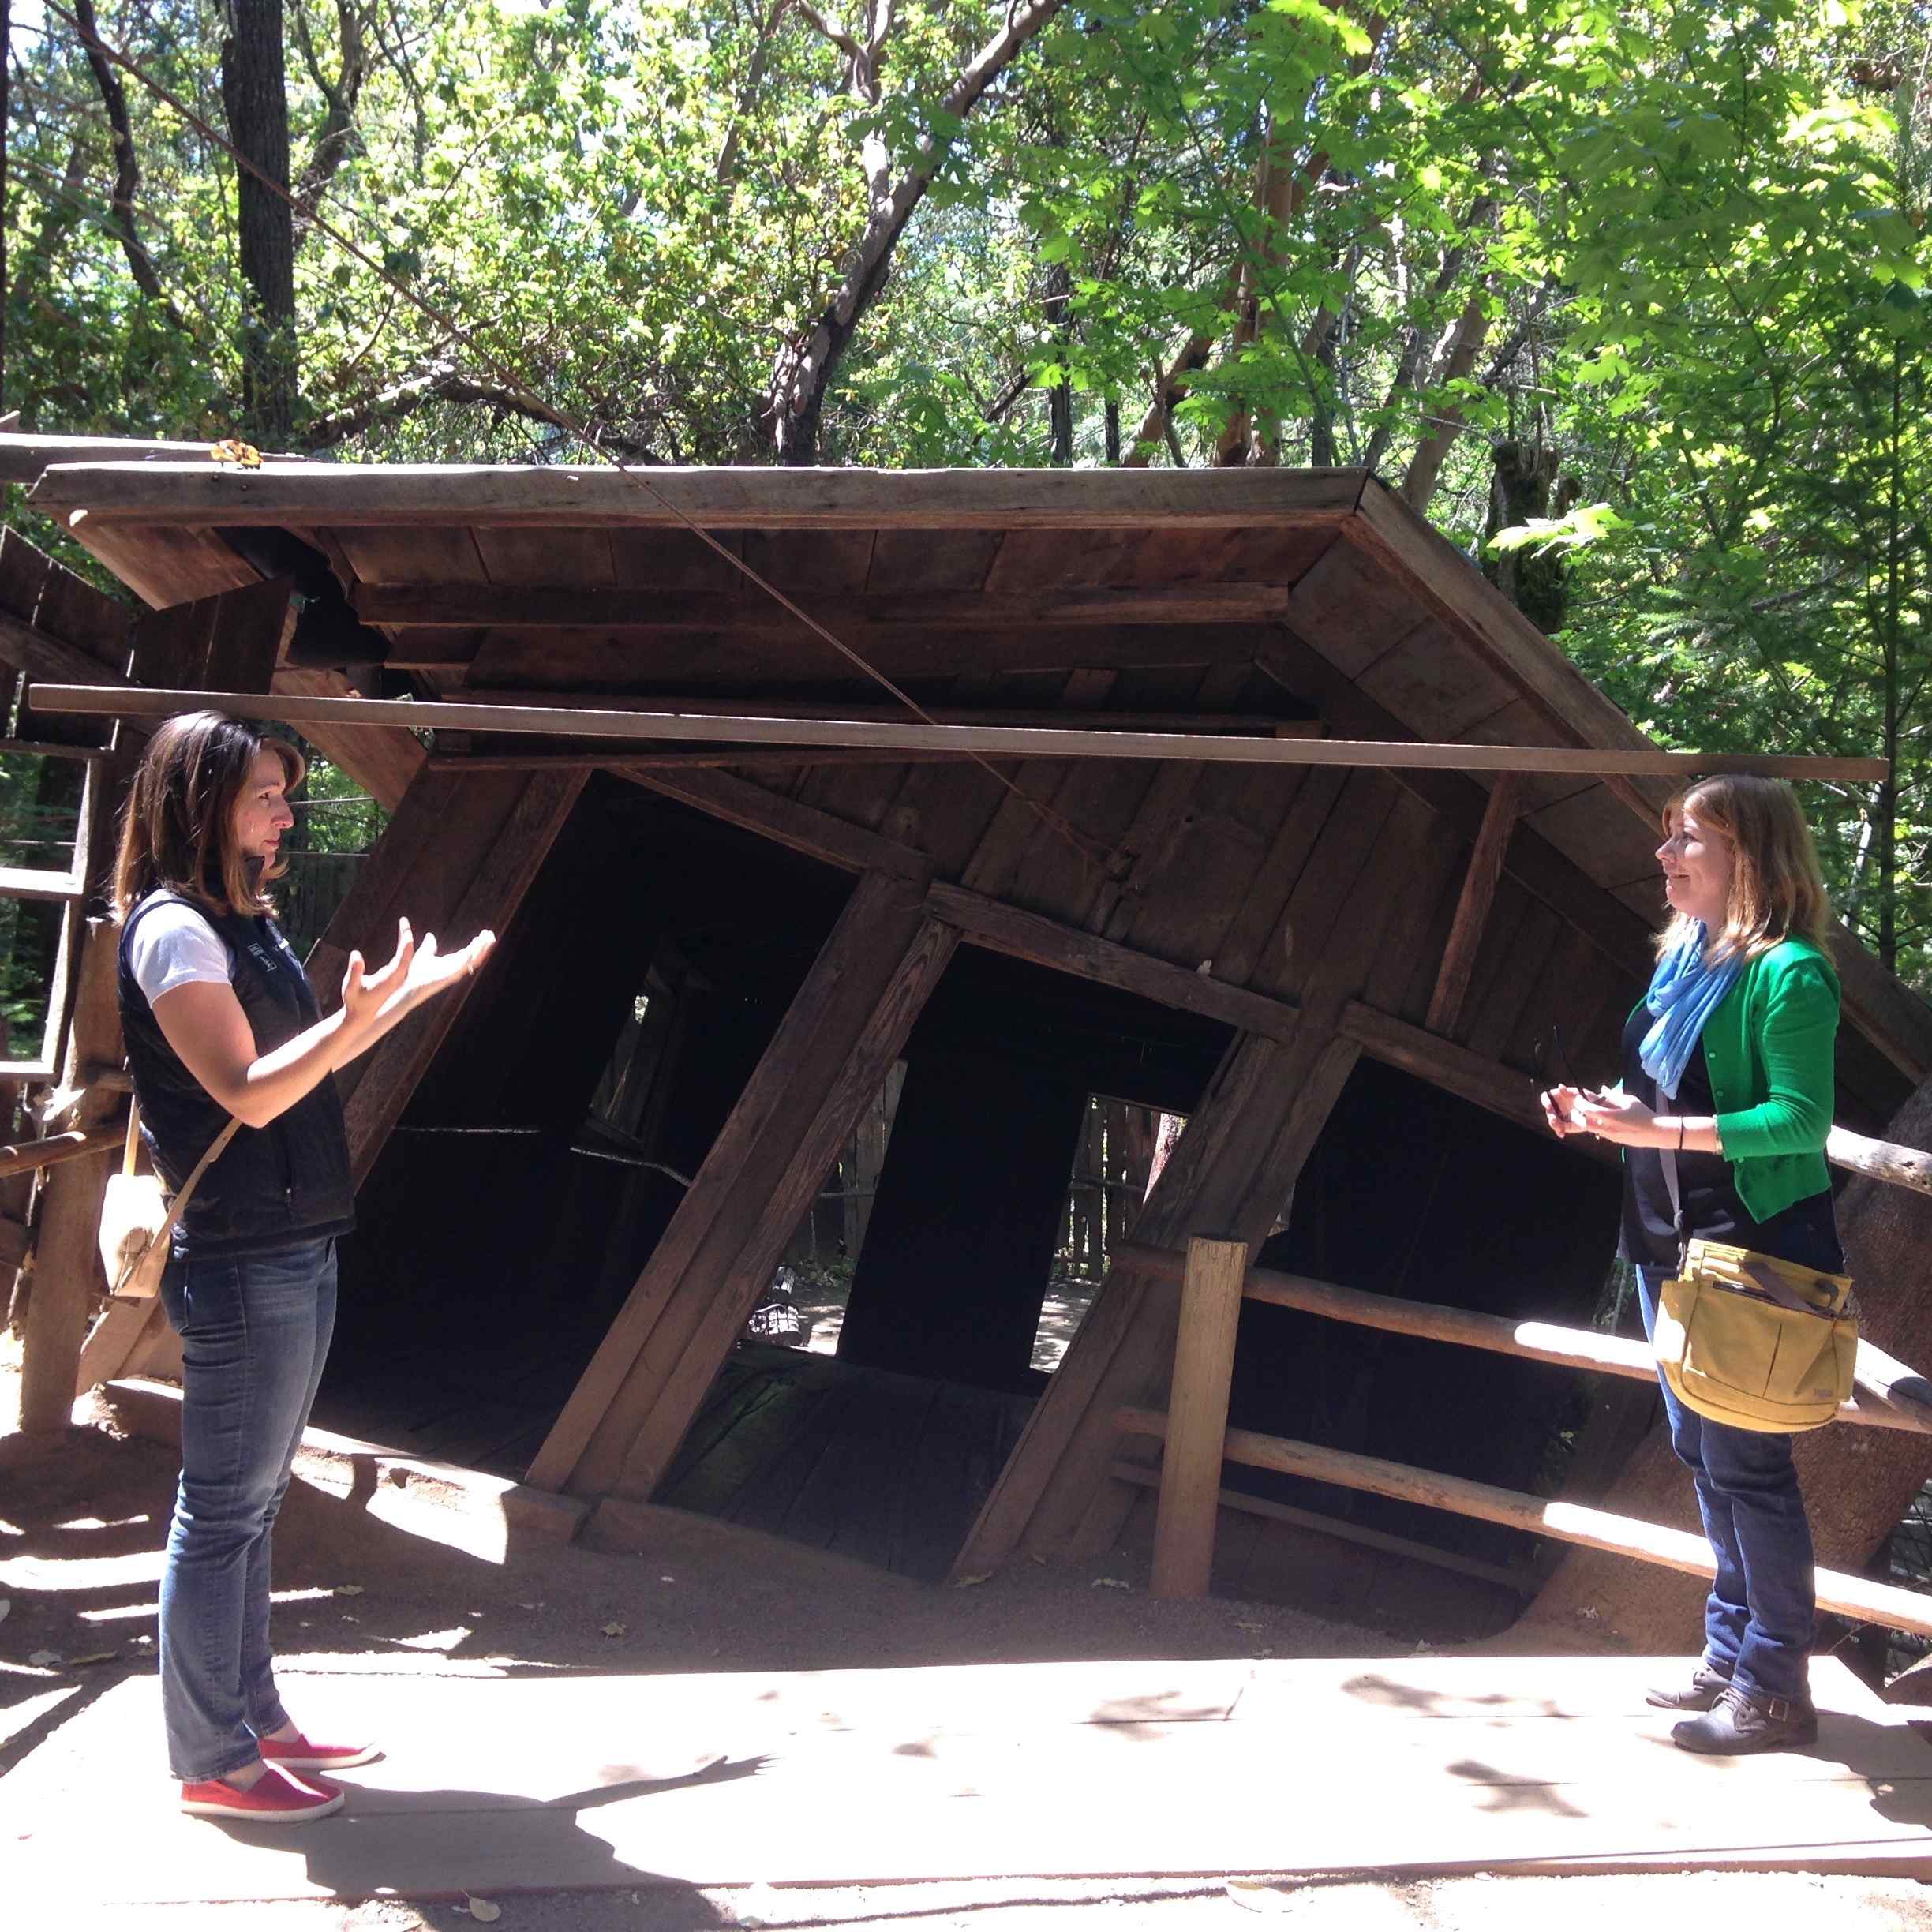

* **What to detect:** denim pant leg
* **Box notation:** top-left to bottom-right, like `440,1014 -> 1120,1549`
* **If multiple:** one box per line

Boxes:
237,1241 -> 337,1736
1635,1267 -> 1814,1705
158,1238 -> 337,1781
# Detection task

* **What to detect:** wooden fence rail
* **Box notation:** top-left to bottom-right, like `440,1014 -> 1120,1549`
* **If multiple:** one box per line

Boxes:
0,1119 -> 125,1181
1116,1241 -> 1932,1437
1136,1235 -> 1932,1634
1119,1402 -> 1932,1642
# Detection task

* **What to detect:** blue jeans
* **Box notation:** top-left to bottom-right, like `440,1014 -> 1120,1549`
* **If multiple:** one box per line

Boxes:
1635,1266 -> 1814,1705
158,1237 -> 337,1780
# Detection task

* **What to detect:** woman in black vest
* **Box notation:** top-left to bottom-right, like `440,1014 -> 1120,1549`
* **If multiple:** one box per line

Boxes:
114,711 -> 493,1823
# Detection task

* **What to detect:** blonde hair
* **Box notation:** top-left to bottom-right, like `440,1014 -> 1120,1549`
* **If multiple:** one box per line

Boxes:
111,711 -> 304,922
1657,775 -> 1833,963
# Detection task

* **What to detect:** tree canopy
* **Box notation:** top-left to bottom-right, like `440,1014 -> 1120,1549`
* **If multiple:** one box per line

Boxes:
6,0 -> 1930,983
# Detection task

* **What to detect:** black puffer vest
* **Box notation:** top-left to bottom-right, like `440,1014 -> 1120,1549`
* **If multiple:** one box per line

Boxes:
118,891 -> 355,1258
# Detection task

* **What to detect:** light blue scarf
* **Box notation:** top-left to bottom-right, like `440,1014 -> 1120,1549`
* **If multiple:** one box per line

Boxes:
1638,924 -> 1741,1100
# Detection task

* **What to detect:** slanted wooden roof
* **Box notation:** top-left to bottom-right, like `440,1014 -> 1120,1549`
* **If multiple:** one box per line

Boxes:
17,448 -> 1932,1095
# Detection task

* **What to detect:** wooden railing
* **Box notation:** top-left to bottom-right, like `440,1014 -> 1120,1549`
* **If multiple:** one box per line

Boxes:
1133,1236 -> 1932,1641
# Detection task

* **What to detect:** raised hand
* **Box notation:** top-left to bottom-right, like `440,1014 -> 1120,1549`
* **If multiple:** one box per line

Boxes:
339,919 -> 496,1039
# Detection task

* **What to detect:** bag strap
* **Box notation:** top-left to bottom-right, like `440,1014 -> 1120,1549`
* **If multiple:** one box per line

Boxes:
1658,1138 -> 1689,1271
108,1113 -> 242,1297
1738,1257 -> 1839,1319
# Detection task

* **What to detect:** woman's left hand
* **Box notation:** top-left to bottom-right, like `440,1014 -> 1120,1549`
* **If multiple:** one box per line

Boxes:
1570,1087 -> 1659,1147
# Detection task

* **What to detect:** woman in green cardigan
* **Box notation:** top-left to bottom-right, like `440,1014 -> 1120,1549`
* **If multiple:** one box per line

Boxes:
1540,775 -> 1842,1756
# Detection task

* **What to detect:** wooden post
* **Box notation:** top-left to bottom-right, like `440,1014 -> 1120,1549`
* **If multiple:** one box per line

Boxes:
1425,773 -> 1521,1038
1149,1236 -> 1247,1598
18,917 -> 122,1430
528,870 -> 956,1500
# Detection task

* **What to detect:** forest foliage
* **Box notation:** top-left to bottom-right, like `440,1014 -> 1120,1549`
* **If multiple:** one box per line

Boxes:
4,0 -> 1930,985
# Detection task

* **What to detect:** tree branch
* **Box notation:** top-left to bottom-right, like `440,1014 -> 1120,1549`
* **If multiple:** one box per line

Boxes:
304,363 -> 661,460
292,0 -> 371,235
768,0 -> 1069,463
717,0 -> 795,186
71,0 -> 190,331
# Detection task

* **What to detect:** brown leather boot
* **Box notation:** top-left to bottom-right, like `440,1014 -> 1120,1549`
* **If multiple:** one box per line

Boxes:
1645,1663 -> 1731,1712
1672,1683 -> 1818,1755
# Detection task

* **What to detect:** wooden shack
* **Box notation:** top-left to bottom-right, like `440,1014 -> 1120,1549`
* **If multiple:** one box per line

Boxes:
9,444 -> 1930,1599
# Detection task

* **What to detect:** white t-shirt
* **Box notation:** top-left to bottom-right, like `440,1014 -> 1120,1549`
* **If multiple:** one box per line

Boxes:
128,900 -> 232,1004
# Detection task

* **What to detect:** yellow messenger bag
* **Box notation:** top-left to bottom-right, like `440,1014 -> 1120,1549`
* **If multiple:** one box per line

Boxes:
1650,1237 -> 1857,1434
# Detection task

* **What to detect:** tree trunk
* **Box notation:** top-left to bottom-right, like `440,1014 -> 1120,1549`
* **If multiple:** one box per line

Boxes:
1044,260 -> 1073,465
1525,1076 -> 1932,1656
767,0 -> 1069,463
223,0 -> 298,446
1482,439 -> 1573,633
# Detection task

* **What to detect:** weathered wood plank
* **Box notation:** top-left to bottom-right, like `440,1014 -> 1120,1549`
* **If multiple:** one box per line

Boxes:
31,461 -> 1368,527
459,623 -> 1248,690
1253,640 -> 1657,982
43,683 -> 1889,780
1425,773 -> 1523,1038
923,882 -> 1297,1040
615,765 -> 931,882
357,581 -> 1305,631
129,578 -> 291,698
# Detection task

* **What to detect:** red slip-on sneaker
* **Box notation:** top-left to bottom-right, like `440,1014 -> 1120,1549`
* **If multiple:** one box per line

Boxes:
258,1730 -> 382,1772
179,1764 -> 344,1823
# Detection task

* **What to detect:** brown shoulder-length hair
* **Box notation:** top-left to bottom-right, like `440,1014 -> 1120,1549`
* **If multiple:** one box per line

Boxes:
1657,774 -> 1834,963
110,711 -> 305,921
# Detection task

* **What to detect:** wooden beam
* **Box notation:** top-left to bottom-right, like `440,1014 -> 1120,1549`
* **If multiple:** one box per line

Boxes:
1150,1236 -> 1248,1598
1346,995 -> 1932,1196
1339,999 -> 1618,1164
1114,1405 -> 1932,1640
0,739 -> 115,762
311,766 -> 587,1185
1118,1241 -> 1932,1437
0,1123 -> 123,1181
1109,1461 -> 1537,1593
924,882 -> 1299,1041
357,583 -> 1302,631
29,685 -> 1893,781
440,691 -> 1322,736
31,460 -> 1368,528
437,748 -> 987,773
1425,773 -> 1522,1037
0,610 -> 131,687
614,764 -> 931,882
273,667 -> 424,812
528,873 -> 959,1498
0,867 -> 87,903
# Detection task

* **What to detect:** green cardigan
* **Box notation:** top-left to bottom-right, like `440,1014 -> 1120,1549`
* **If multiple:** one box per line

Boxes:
1646,935 -> 1840,1223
